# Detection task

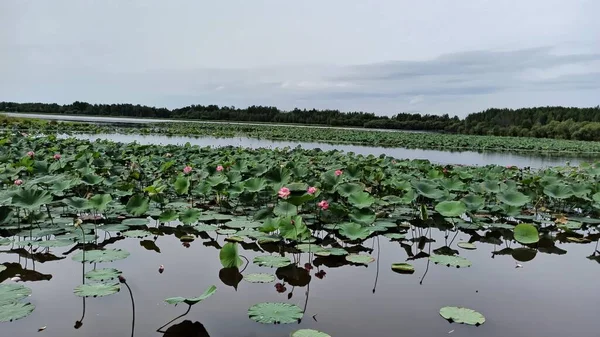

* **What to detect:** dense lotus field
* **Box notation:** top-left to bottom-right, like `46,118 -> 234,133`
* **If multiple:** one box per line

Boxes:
4,116 -> 600,155
1,133 -> 600,335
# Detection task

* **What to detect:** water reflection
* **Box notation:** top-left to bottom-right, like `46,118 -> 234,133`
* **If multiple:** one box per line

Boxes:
60,133 -> 594,168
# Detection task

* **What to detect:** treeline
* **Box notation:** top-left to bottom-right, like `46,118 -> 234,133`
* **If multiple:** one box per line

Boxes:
1,102 -> 599,140
0,101 -> 457,130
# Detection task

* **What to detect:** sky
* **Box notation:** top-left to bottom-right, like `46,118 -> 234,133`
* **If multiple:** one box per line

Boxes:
1,0 -> 599,117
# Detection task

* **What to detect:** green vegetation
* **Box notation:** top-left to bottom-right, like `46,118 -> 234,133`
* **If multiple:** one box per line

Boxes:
4,116 -> 600,156
1,132 -> 600,330
3,101 -> 600,140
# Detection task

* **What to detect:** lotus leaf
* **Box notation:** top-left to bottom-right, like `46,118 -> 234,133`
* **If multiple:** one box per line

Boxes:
514,223 -> 539,244
345,254 -> 375,265
0,302 -> 35,322
338,222 -> 372,240
126,194 -> 149,216
72,249 -> 131,263
85,268 -> 122,281
435,201 -> 467,217
391,263 -> 415,274
74,282 -> 120,297
429,254 -> 472,268
219,243 -> 243,268
497,190 -> 530,207
248,302 -> 303,324
243,273 -> 275,283
439,306 -> 485,325
165,285 -> 216,305
253,255 -> 292,268
0,284 -> 32,305
290,329 -> 331,337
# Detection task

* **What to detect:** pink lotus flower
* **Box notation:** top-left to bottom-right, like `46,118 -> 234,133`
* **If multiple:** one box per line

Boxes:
27,151 -> 34,158
334,169 -> 343,176
307,186 -> 317,195
53,153 -> 61,160
216,165 -> 224,172
278,187 -> 291,199
318,200 -> 329,210
14,179 -> 23,186
183,166 -> 192,174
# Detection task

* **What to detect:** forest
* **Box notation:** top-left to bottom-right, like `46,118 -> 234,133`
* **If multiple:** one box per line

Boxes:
1,102 -> 599,141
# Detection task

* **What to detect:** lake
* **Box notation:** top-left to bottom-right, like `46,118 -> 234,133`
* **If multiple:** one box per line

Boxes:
64,133 -> 590,169
2,222 -> 599,337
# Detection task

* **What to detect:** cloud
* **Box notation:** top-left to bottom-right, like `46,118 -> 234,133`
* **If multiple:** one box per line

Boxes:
409,95 -> 425,105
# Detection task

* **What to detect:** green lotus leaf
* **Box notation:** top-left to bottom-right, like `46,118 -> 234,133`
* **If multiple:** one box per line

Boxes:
481,180 -> 501,193
514,223 -> 539,244
429,254 -> 472,268
349,208 -> 376,225
348,191 -> 375,209
159,209 -> 179,222
121,218 -> 149,226
338,222 -> 372,240
336,183 -> 364,197
435,201 -> 466,217
253,255 -> 292,268
126,194 -> 149,216
543,183 -> 574,199
243,273 -> 275,283
85,268 -> 122,281
244,177 -> 267,193
81,174 -> 104,185
345,254 -> 375,265
72,249 -> 131,263
391,263 -> 415,274
497,190 -> 530,207
457,242 -> 477,250
123,229 -> 151,238
460,194 -> 485,211
290,329 -> 331,337
219,243 -> 243,268
413,180 -> 445,200
384,233 -> 406,240
216,228 -> 237,235
314,247 -> 348,257
223,220 -> 262,229
193,224 -> 218,232
248,302 -> 303,324
273,202 -> 297,217
11,189 -> 53,210
174,176 -> 190,195
0,284 -> 32,306
0,302 -> 35,322
88,194 -> 112,211
74,282 -> 120,297
63,197 -> 91,210
165,285 -> 217,306
439,306 -> 485,325
179,208 -> 201,225
295,243 -> 326,253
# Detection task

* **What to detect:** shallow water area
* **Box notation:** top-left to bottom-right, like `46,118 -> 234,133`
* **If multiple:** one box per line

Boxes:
61,133 -> 590,169
2,224 -> 600,337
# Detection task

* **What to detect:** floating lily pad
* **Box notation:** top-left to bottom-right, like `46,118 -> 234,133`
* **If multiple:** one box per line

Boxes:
435,201 -> 467,217
384,233 -> 406,240
514,223 -> 539,244
314,247 -> 348,257
193,224 -> 218,232
253,255 -> 292,268
457,242 -> 477,250
338,222 -> 372,240
0,284 -> 32,305
0,302 -> 35,322
243,273 -> 276,283
295,243 -> 325,253
72,249 -> 130,263
429,254 -> 472,268
121,218 -> 149,226
248,302 -> 303,324
123,229 -> 151,238
74,282 -> 120,297
165,285 -> 217,306
391,263 -> 415,274
85,268 -> 122,281
439,306 -> 485,325
290,329 -> 331,337
216,228 -> 237,235
345,254 -> 375,265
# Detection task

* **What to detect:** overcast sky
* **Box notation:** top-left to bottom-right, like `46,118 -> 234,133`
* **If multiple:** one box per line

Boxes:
2,0 -> 599,116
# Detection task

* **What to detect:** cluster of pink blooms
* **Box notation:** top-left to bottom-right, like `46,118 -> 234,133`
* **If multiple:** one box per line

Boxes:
14,179 -> 23,186
335,169 -> 343,176
54,153 -> 61,160
183,166 -> 192,174
27,151 -> 34,158
216,165 -> 224,172
278,186 -> 329,210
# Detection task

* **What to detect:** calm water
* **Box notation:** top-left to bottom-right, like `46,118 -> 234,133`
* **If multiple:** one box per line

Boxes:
3,226 -> 599,337
63,133 -> 593,168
